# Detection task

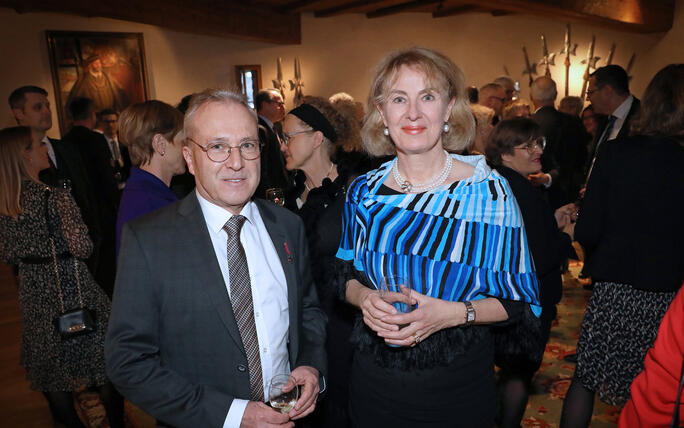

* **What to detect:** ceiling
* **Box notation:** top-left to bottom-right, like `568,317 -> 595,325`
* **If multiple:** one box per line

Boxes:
1,0 -> 675,44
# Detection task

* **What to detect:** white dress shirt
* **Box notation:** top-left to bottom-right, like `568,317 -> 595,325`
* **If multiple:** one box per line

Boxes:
606,95 -> 634,141
196,192 -> 290,428
42,135 -> 57,167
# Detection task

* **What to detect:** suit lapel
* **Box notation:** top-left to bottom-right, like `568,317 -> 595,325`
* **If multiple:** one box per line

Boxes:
177,194 -> 245,353
254,199 -> 299,361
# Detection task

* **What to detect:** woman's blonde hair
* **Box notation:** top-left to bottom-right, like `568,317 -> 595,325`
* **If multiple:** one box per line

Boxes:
118,100 -> 184,166
361,47 -> 475,157
0,126 -> 34,217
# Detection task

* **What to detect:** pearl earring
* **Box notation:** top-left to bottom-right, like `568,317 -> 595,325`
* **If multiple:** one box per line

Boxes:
383,127 -> 389,136
161,151 -> 165,156
443,123 -> 450,133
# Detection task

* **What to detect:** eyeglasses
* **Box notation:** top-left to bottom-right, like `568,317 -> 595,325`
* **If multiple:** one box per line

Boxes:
187,137 -> 262,162
280,129 -> 315,146
514,137 -> 546,154
269,99 -> 285,107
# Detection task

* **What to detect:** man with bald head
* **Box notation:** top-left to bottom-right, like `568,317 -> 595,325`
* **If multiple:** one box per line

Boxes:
106,89 -> 326,428
530,76 -> 588,208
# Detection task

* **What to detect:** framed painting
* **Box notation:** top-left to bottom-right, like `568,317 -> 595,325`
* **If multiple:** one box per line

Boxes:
46,30 -> 149,134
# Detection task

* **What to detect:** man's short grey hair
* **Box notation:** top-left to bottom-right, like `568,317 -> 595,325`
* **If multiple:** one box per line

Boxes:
479,82 -> 504,95
559,96 -> 584,116
494,76 -> 515,89
530,77 -> 558,104
184,89 -> 257,142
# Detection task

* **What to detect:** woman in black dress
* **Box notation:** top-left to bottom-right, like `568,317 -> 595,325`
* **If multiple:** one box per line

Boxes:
280,97 -> 366,427
0,126 -> 123,428
485,118 -> 576,428
560,64 -> 684,428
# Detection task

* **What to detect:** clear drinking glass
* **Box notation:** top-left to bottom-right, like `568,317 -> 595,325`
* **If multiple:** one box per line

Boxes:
378,275 -> 415,331
269,374 -> 298,414
266,188 -> 285,207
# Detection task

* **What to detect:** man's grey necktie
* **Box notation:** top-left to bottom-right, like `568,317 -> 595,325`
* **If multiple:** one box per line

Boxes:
585,115 -> 617,186
224,215 -> 264,401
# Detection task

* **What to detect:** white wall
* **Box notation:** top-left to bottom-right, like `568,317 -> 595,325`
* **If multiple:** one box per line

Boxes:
1,2 -> 681,138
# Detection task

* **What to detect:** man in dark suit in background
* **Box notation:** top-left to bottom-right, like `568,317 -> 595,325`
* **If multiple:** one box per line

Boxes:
255,89 -> 290,199
9,86 -> 101,270
95,108 -> 132,189
530,76 -> 588,208
584,65 -> 641,186
106,89 -> 326,428
62,97 -> 120,297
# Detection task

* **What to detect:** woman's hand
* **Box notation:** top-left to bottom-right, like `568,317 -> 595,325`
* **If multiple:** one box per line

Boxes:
554,203 -> 578,229
359,288 -> 406,334
377,290 -> 463,347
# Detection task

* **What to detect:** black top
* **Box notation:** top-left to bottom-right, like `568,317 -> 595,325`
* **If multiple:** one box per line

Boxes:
534,106 -> 590,207
496,165 -> 571,309
576,135 -> 684,292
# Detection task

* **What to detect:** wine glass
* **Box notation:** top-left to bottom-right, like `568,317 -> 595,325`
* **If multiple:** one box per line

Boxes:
266,188 -> 285,207
269,374 -> 298,414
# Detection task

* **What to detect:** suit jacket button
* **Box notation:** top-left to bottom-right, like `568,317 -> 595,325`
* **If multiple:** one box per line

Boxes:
237,364 -> 247,372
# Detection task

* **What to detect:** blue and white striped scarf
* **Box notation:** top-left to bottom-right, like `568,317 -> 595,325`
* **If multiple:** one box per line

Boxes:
336,154 -> 541,316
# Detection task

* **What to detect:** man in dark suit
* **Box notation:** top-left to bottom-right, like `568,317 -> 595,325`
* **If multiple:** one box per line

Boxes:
530,76 -> 589,208
9,86 -> 101,270
95,108 -> 132,189
255,89 -> 290,199
584,65 -> 641,185
106,89 -> 326,428
62,97 -> 120,296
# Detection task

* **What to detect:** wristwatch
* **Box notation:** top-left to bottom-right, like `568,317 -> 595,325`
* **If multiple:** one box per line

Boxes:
464,301 -> 476,326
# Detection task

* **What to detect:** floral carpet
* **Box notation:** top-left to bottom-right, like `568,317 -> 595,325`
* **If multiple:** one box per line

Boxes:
520,260 -> 619,428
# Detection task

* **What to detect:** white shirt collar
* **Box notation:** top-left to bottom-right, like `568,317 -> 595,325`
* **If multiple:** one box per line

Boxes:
611,95 -> 634,120
258,114 -> 274,129
195,190 -> 257,235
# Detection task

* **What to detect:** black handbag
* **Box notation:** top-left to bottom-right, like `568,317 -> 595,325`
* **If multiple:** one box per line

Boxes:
43,188 -> 96,339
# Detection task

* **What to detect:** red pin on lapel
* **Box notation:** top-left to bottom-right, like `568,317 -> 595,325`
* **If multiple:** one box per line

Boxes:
284,242 -> 293,263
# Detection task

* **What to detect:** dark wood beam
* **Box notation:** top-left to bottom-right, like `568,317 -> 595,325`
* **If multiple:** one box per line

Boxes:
464,0 -> 674,33
1,0 -> 301,44
432,4 -> 479,18
314,0 -> 387,18
276,0 -> 323,14
366,0 -> 442,18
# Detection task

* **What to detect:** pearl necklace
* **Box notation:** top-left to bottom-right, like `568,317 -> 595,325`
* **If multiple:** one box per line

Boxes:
304,162 -> 335,192
392,150 -> 452,193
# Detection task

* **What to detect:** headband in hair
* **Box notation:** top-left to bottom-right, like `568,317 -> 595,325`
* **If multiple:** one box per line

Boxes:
289,104 -> 337,143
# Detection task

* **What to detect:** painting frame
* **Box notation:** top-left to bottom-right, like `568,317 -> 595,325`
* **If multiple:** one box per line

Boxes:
46,30 -> 149,135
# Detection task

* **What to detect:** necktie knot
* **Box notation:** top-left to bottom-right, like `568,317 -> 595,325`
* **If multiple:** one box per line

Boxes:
224,215 -> 247,238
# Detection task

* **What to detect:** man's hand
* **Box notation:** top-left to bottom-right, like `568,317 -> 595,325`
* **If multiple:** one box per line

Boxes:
240,402 -> 293,428
288,366 -> 320,420
527,172 -> 550,187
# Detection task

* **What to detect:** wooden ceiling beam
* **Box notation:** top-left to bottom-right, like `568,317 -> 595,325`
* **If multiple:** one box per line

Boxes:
366,0 -> 443,18
276,0 -> 323,14
460,0 -> 674,33
314,0 -> 388,18
432,4 -> 480,18
1,0 -> 301,44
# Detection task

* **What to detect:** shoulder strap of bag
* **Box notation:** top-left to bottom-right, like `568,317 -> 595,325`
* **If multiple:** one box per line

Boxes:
43,188 -> 84,311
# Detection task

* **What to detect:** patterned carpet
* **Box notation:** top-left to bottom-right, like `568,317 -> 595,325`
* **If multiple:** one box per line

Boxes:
520,260 -> 619,428
75,260 -> 619,428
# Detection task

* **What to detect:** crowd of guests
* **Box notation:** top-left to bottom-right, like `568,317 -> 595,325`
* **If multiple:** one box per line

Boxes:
0,48 -> 681,428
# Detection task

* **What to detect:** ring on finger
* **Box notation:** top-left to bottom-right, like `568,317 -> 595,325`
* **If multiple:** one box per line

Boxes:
414,334 -> 421,344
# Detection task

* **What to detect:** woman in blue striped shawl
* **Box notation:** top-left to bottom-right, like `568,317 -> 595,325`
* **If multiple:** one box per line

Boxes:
335,47 -> 541,428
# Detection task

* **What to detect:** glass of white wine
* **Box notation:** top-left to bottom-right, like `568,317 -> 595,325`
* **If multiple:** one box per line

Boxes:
269,374 -> 298,414
266,188 -> 285,207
